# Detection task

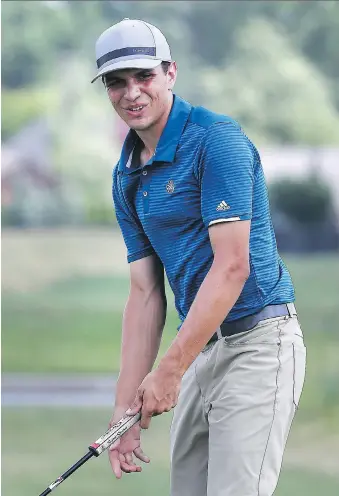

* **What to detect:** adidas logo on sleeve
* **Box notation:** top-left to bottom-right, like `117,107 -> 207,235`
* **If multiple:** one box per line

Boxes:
216,200 -> 230,211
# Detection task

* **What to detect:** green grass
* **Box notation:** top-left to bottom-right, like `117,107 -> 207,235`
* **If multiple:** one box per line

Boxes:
2,254 -> 339,372
2,408 -> 338,496
2,255 -> 339,423
286,254 -> 339,337
282,255 -> 339,424
1,275 -> 179,374
2,254 -> 339,494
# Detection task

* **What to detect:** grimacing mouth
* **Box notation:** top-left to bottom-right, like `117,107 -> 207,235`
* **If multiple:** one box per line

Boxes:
123,103 -> 148,112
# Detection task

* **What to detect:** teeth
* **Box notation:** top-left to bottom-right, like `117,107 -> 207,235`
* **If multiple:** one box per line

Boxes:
129,106 -> 143,111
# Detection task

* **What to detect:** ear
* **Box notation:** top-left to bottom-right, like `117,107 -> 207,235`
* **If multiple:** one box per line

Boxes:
167,61 -> 177,90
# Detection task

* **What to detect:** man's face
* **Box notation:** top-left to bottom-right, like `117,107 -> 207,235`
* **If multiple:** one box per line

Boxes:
103,63 -> 177,131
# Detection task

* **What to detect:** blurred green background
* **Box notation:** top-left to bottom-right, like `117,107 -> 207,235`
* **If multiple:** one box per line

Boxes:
1,1 -> 339,495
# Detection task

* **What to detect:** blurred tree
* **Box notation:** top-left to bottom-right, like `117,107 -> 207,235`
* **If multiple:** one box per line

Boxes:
1,1 -> 76,87
269,174 -> 339,252
48,56 -> 120,225
185,1 -> 339,109
258,0 -> 339,109
269,176 -> 334,225
2,0 -> 339,147
184,1 -> 256,66
3,0 -> 339,93
186,2 -> 339,72
258,1 -> 339,81
199,18 -> 339,144
1,88 -> 56,140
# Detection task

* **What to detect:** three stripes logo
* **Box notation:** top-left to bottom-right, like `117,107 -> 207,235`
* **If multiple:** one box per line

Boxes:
216,200 -> 230,211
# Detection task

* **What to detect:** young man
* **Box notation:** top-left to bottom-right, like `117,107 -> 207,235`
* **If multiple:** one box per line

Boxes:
92,18 -> 306,496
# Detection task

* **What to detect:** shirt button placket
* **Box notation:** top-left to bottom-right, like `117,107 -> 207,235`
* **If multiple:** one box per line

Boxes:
141,169 -> 150,214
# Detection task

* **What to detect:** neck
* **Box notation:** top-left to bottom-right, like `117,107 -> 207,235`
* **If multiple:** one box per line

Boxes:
136,92 -> 173,157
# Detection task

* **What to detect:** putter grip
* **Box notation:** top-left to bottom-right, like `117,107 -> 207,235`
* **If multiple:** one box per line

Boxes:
89,412 -> 141,456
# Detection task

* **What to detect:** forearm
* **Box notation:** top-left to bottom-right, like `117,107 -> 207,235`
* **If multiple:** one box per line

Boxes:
158,261 -> 248,377
114,287 -> 166,411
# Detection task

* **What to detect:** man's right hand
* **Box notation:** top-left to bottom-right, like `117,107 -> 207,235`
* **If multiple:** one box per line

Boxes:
108,409 -> 150,479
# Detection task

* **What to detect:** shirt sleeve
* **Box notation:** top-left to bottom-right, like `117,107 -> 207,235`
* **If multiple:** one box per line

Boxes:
198,122 -> 255,227
112,167 -> 155,263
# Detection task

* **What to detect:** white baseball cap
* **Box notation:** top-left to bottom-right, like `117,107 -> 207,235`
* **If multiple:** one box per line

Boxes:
91,18 -> 172,83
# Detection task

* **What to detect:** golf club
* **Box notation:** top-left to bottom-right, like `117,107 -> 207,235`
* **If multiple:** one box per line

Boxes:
38,411 -> 141,496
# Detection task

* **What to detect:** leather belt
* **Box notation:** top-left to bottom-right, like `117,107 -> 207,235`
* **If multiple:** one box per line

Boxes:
208,303 -> 297,344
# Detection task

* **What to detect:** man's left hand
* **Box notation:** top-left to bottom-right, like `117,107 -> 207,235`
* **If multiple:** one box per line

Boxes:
126,366 -> 182,429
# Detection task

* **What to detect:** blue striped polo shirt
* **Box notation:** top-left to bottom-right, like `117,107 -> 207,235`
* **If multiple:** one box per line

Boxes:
112,94 -> 295,324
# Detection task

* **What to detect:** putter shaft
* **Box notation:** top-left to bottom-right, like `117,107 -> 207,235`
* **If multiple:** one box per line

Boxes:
39,452 -> 93,496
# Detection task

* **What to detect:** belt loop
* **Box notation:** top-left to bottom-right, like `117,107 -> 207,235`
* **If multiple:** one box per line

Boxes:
287,302 -> 296,317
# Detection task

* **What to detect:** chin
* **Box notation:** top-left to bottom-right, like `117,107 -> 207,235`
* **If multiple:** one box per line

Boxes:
129,120 -> 154,131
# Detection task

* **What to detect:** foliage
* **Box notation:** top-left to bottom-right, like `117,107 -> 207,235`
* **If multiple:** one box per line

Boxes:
1,1 -> 76,88
186,1 -> 339,109
2,1 -> 339,226
1,88 -> 57,140
269,175 -> 334,224
199,18 -> 339,144
2,1 -> 339,144
47,57 -> 121,224
260,1 -> 339,97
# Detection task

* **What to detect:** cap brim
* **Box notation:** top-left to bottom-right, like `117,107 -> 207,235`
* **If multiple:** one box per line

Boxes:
91,59 -> 163,83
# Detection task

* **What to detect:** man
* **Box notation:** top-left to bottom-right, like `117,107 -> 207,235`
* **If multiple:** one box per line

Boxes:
92,18 -> 306,496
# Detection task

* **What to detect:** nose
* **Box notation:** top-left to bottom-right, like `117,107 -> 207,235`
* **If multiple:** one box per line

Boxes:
124,80 -> 141,101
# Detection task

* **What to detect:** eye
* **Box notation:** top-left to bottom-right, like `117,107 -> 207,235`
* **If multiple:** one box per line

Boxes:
105,78 -> 123,89
137,73 -> 152,81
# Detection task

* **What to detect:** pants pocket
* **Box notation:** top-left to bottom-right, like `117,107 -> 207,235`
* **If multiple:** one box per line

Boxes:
223,316 -> 288,346
292,342 -> 306,409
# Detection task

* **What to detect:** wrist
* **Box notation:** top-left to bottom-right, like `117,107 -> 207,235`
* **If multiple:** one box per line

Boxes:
158,342 -> 188,378
114,381 -> 139,414
112,405 -> 130,423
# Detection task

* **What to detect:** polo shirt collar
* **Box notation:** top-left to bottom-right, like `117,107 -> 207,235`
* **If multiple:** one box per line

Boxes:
118,94 -> 192,173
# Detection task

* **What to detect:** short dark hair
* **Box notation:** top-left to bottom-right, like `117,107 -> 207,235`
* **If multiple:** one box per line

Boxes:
161,61 -> 171,74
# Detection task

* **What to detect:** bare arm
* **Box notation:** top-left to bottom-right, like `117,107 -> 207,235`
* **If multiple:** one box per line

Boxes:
158,220 -> 250,377
114,254 -> 167,414
128,220 -> 251,429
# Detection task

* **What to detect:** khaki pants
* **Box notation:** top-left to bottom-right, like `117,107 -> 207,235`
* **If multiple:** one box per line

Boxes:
170,314 -> 306,496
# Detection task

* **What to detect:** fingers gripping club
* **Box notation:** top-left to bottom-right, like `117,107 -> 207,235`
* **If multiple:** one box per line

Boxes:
39,412 -> 141,496
89,411 -> 141,455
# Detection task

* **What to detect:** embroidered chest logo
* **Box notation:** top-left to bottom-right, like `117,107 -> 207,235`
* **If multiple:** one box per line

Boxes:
166,179 -> 175,194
